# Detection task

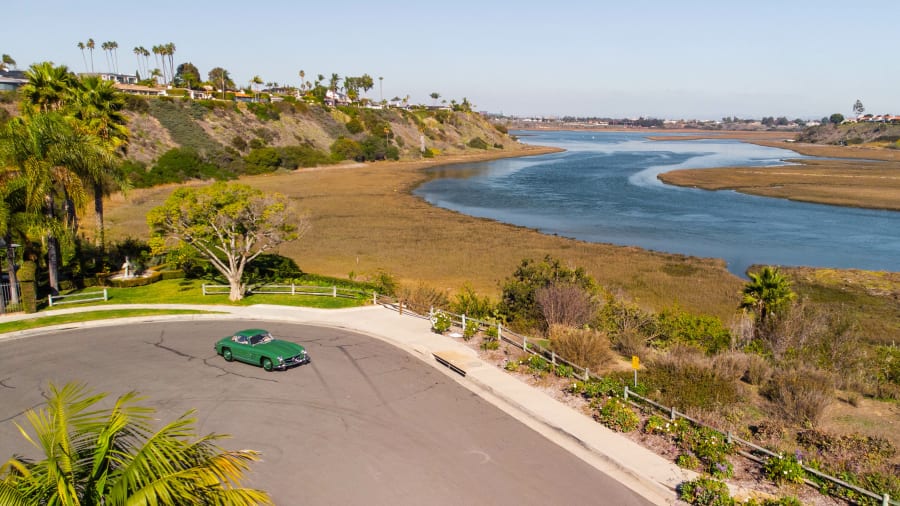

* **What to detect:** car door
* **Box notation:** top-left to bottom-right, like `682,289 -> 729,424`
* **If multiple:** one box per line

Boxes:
232,335 -> 252,363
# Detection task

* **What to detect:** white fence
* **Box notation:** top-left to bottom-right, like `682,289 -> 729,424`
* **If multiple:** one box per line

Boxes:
0,282 -> 23,313
201,283 -> 367,299
48,289 -> 108,307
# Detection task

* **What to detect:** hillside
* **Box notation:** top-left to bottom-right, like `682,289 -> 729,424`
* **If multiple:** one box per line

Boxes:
119,96 -> 517,175
797,121 -> 900,147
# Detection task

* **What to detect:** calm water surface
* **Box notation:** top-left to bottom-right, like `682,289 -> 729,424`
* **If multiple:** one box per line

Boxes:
414,130 -> 900,276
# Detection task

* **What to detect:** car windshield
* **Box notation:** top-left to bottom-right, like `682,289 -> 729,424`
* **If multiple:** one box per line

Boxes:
249,333 -> 273,346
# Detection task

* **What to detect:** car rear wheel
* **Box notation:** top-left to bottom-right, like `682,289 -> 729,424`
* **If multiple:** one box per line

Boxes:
262,357 -> 273,371
223,348 -> 233,362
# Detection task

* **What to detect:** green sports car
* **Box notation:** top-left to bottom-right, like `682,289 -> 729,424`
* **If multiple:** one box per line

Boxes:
214,329 -> 310,371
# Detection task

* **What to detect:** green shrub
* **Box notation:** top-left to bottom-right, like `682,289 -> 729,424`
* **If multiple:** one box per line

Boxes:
707,458 -> 733,479
678,426 -> 735,463
655,308 -> 732,353
504,359 -> 520,372
526,354 -> 550,372
17,260 -> 38,313
676,452 -> 701,470
467,137 -> 488,149
678,477 -> 733,506
422,148 -> 435,158
431,310 -> 452,334
330,137 -> 364,161
462,319 -> 479,340
645,349 -> 741,411
644,414 -> 678,437
244,147 -> 281,174
480,339 -> 500,351
570,376 -> 624,399
346,118 -> 364,134
763,453 -> 805,485
553,363 -> 574,378
595,398 -> 640,432
231,135 -> 248,152
450,284 -> 495,319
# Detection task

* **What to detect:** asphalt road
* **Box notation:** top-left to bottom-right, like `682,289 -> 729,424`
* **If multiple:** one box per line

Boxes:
0,321 -> 653,505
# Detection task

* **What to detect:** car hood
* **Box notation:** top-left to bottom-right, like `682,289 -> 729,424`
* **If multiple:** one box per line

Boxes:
255,340 -> 306,357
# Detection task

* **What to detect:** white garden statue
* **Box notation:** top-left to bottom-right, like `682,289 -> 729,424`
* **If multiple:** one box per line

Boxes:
122,257 -> 134,279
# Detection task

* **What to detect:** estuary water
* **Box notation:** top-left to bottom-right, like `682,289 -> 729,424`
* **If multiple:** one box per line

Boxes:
414,130 -> 900,276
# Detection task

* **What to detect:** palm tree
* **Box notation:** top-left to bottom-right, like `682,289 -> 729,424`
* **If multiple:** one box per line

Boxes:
740,266 -> 796,326
111,41 -> 120,73
132,46 -> 143,77
0,382 -> 272,505
378,76 -> 383,103
86,38 -> 96,73
71,76 -> 130,251
1,113 -> 92,294
101,41 -> 112,73
165,42 -> 176,84
250,75 -> 263,102
298,69 -> 305,91
0,54 -> 15,71
152,45 -> 163,83
430,92 -> 440,106
0,176 -> 30,306
20,62 -> 76,113
77,42 -> 88,72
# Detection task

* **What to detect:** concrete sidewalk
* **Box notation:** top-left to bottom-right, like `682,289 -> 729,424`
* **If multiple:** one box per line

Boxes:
2,303 -> 692,504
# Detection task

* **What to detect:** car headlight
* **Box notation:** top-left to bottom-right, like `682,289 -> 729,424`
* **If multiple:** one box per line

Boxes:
277,356 -> 284,364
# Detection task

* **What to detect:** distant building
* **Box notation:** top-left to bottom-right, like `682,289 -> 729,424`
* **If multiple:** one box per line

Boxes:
80,72 -> 139,85
324,89 -> 350,106
0,69 -> 27,91
113,83 -> 165,96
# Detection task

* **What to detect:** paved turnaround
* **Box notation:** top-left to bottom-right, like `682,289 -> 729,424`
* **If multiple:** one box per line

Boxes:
0,304 -> 692,505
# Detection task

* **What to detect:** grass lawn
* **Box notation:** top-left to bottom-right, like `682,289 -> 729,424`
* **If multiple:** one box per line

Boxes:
0,309 -> 219,334
53,278 -> 367,310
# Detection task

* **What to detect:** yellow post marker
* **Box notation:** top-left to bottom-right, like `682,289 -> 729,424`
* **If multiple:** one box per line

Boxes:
631,355 -> 639,387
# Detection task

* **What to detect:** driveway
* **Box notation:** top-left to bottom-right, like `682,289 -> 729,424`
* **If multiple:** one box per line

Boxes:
0,320 -> 653,505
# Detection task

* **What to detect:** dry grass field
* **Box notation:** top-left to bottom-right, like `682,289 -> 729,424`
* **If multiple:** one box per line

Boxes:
103,144 -> 745,321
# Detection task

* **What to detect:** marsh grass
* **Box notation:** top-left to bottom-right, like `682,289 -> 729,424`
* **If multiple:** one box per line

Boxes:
102,147 -> 745,321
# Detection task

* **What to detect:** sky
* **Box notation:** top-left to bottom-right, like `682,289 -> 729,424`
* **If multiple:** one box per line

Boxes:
5,0 -> 898,120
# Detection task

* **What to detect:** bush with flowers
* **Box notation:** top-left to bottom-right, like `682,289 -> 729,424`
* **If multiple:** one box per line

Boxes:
763,452 -> 806,485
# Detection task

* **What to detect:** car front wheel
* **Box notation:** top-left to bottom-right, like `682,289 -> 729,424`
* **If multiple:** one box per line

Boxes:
262,357 -> 273,371
222,348 -> 233,362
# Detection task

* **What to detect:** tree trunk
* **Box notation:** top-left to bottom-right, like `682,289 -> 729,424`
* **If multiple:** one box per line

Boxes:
6,237 -> 19,305
94,183 -> 105,251
47,235 -> 60,296
228,275 -> 244,302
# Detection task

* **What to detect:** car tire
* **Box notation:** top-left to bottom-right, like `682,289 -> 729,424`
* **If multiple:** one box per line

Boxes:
262,357 -> 273,371
223,348 -> 233,362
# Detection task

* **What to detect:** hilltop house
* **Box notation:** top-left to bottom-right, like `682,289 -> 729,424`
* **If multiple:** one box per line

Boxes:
0,69 -> 27,91
324,89 -> 351,106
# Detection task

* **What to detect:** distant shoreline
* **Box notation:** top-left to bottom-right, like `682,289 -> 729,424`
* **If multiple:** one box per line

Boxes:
515,128 -> 900,212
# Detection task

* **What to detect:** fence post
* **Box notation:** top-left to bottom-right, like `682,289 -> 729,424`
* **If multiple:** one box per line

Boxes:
462,314 -> 466,329
202,284 -> 207,296
103,288 -> 108,301
373,291 -> 377,305
727,432 -> 733,445
670,406 -> 677,421
398,300 -> 403,315
883,493 -> 888,506
523,336 -> 527,351
551,351 -> 556,365
48,294 -> 54,307
624,385 -> 629,401
332,285 -> 337,298
583,367 -> 590,381
497,323 -> 502,341
292,283 -> 296,296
